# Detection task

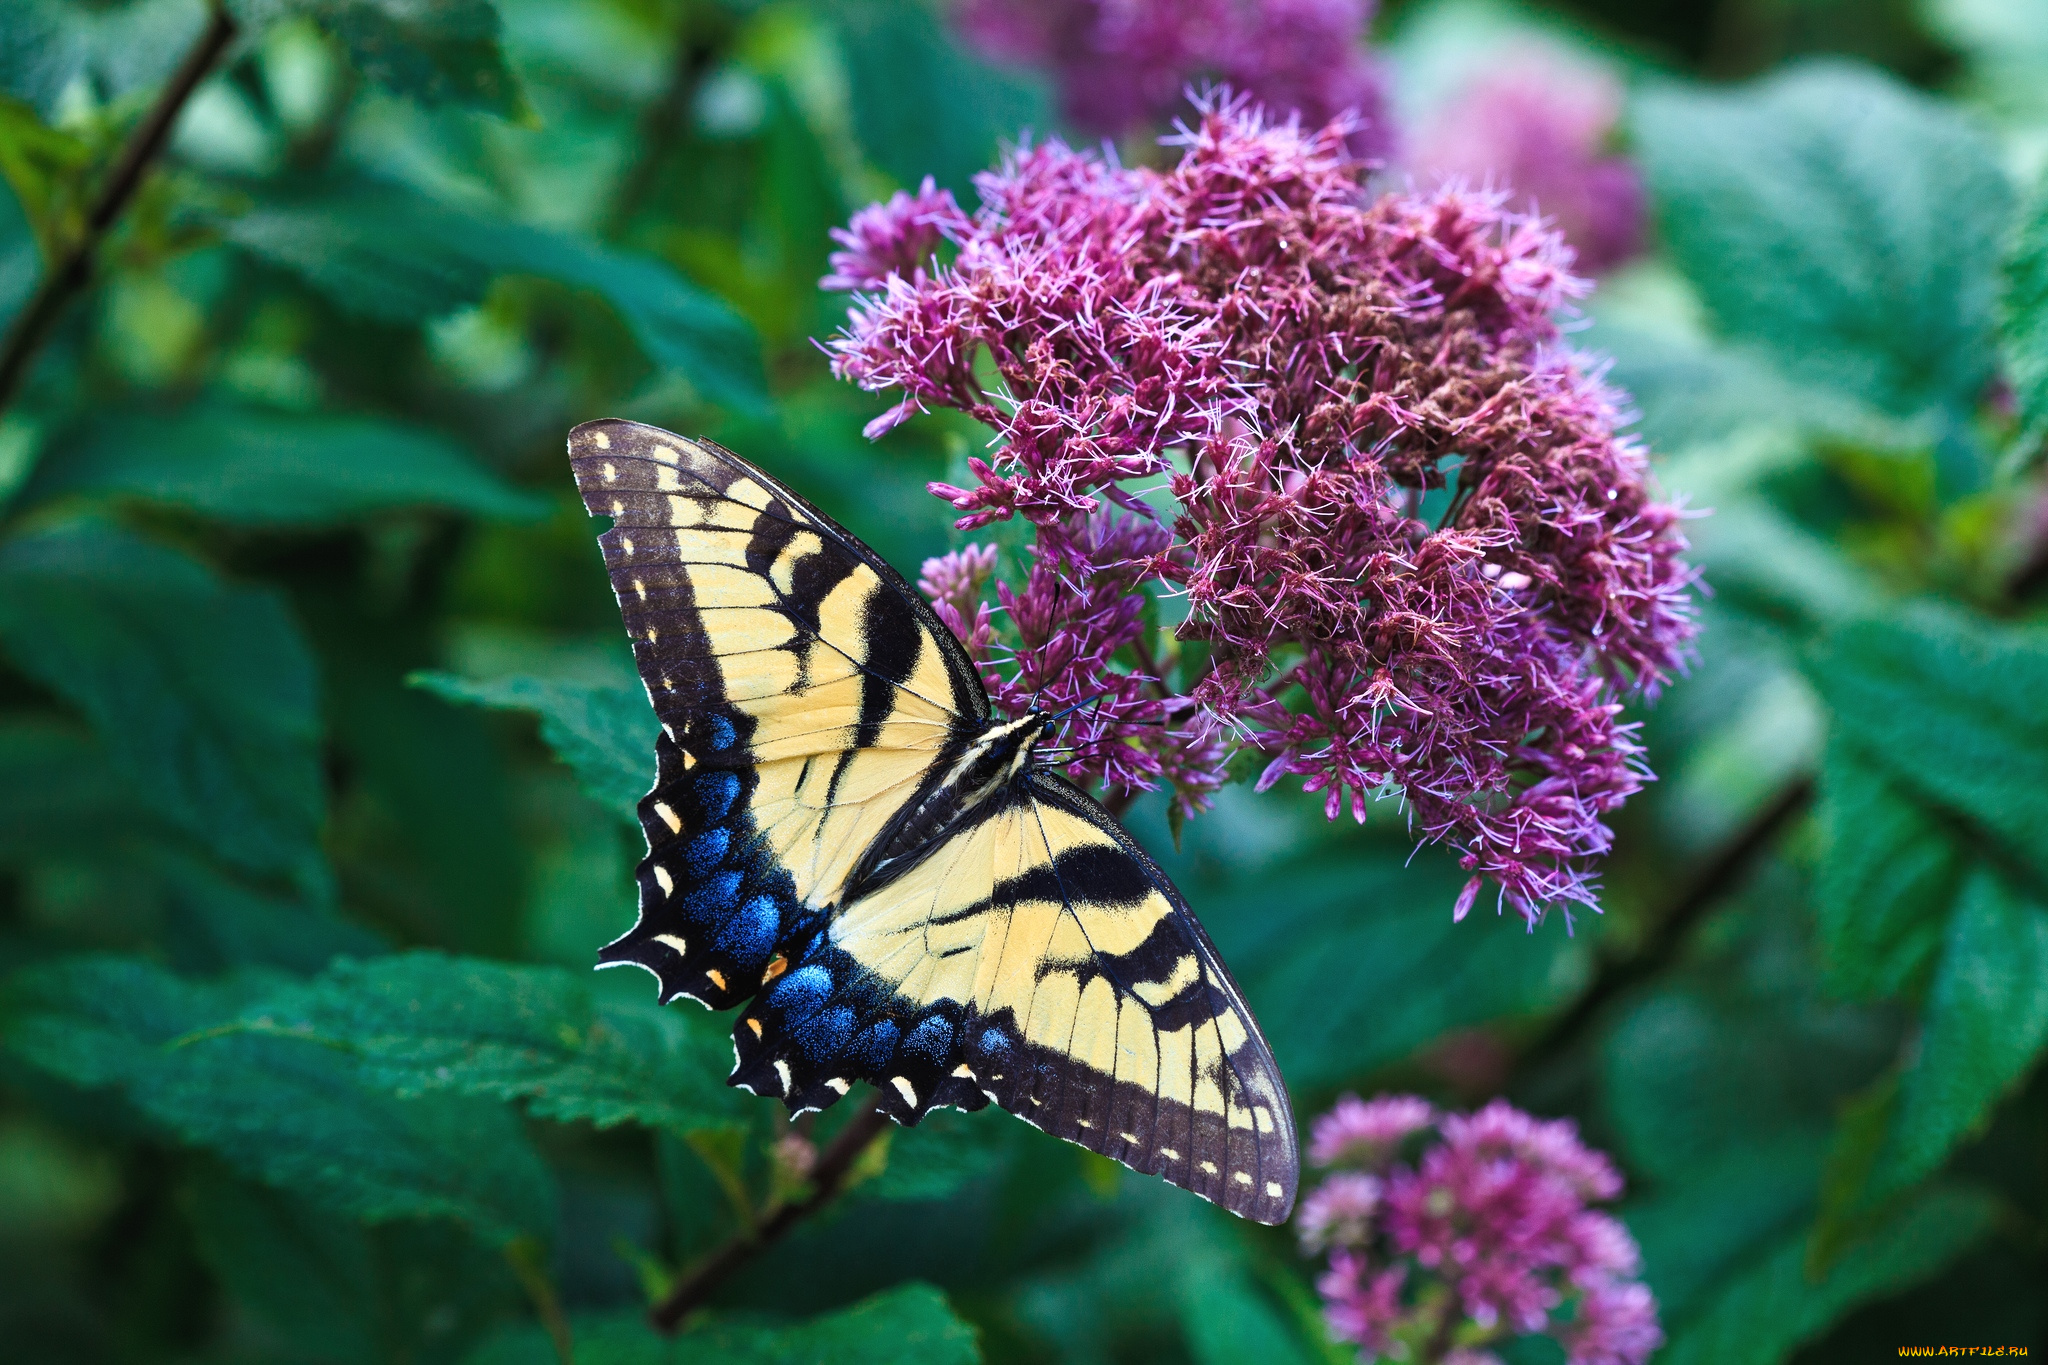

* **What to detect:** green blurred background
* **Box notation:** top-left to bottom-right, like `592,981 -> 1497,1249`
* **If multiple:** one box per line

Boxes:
2,0 -> 2046,1361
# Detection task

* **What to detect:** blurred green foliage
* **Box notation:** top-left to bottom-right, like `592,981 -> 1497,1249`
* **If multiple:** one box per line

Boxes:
0,0 -> 2045,1361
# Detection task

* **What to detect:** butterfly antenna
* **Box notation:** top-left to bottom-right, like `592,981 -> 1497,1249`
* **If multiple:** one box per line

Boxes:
1045,692 -> 1110,725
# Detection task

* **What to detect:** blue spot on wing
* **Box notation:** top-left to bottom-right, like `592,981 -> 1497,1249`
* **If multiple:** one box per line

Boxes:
769,964 -> 832,1020
797,1005 -> 855,1058
683,827 -> 730,875
851,1019 -> 899,1071
696,772 -> 740,822
684,870 -> 743,917
905,1015 -> 953,1061
706,715 -> 736,750
713,894 -> 779,960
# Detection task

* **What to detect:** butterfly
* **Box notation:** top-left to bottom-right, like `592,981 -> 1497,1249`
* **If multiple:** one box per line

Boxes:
569,418 -> 1297,1223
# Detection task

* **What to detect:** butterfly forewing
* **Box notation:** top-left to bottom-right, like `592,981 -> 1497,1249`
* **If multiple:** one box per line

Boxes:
571,418 -> 1298,1223
568,420 -> 981,1005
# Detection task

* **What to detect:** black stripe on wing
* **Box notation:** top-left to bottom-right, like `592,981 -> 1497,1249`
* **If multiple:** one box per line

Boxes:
567,419 -> 979,1013
725,780 -> 1300,1225
567,419 -> 988,726
1007,773 -> 1297,1224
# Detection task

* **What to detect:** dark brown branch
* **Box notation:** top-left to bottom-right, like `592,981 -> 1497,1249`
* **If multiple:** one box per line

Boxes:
604,9 -> 720,239
649,1098 -> 894,1333
0,2 -> 238,415
1516,772 -> 1816,1072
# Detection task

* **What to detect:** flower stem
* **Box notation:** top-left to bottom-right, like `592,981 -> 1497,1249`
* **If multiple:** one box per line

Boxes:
1416,1289 -> 1463,1365
0,1 -> 238,416
648,1098 -> 893,1333
504,1236 -> 575,1365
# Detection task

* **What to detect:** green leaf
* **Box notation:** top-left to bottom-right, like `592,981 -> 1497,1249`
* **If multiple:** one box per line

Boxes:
213,0 -> 529,119
1656,1183 -> 1997,1365
860,1105 -> 1017,1204
226,184 -> 767,412
1809,1072 -> 1898,1271
412,671 -> 654,822
1881,867 -> 2048,1192
3,955 -> 556,1244
0,179 -> 35,328
226,189 -> 490,323
1008,1185 -> 1312,1364
0,722 -> 370,973
1625,1136 -> 1831,1324
826,0 -> 1049,198
2002,168 -> 2048,443
1673,494 -> 1881,631
1632,62 -> 2012,419
184,1163 -> 522,1365
0,92 -> 93,267
1814,740 -> 1966,1002
1176,1251 -> 1311,1365
0,718 -> 152,863
21,405 -> 547,525
462,1281 -> 982,1365
1808,605 -> 2048,886
0,0 -> 198,116
1587,319 -> 1810,455
1602,908 -> 1895,1184
319,0 -> 530,120
0,523 -> 329,897
245,951 -> 749,1135
183,1163 -> 382,1365
152,850 -> 388,976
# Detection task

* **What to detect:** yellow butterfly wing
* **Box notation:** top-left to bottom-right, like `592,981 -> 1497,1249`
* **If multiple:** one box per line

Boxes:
570,418 -> 1298,1223
736,772 -> 1299,1223
568,418 -> 985,1008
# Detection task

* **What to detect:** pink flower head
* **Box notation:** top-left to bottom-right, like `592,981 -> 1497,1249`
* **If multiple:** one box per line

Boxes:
956,0 -> 1392,157
1296,1095 -> 1659,1364
1317,1248 -> 1408,1352
1310,1092 -> 1436,1168
821,176 -> 971,291
918,543 -> 1000,624
1412,45 -> 1643,273
1561,1279 -> 1663,1365
918,544 -> 1001,664
827,97 -> 1693,919
1296,1170 -> 1382,1250
1440,1099 -> 1623,1202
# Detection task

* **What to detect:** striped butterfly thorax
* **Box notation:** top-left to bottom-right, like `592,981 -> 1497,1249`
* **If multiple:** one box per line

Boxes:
569,418 -> 1298,1223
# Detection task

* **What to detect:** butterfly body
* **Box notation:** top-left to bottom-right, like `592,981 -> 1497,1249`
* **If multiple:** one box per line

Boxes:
570,418 -> 1298,1223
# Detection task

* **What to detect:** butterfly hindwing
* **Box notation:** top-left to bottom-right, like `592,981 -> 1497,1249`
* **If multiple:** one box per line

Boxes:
730,772 -> 1299,1224
571,418 -> 1298,1223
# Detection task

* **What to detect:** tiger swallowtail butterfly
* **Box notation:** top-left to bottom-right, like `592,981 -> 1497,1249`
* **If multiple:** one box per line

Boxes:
571,418 -> 1297,1223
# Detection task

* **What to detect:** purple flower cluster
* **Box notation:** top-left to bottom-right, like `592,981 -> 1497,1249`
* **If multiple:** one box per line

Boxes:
824,98 -> 1693,919
957,0 -> 1391,155
1411,46 -> 1644,274
1301,1095 -> 1661,1365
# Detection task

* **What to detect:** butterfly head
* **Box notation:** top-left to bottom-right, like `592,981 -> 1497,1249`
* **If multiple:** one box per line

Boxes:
982,711 -> 1054,786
